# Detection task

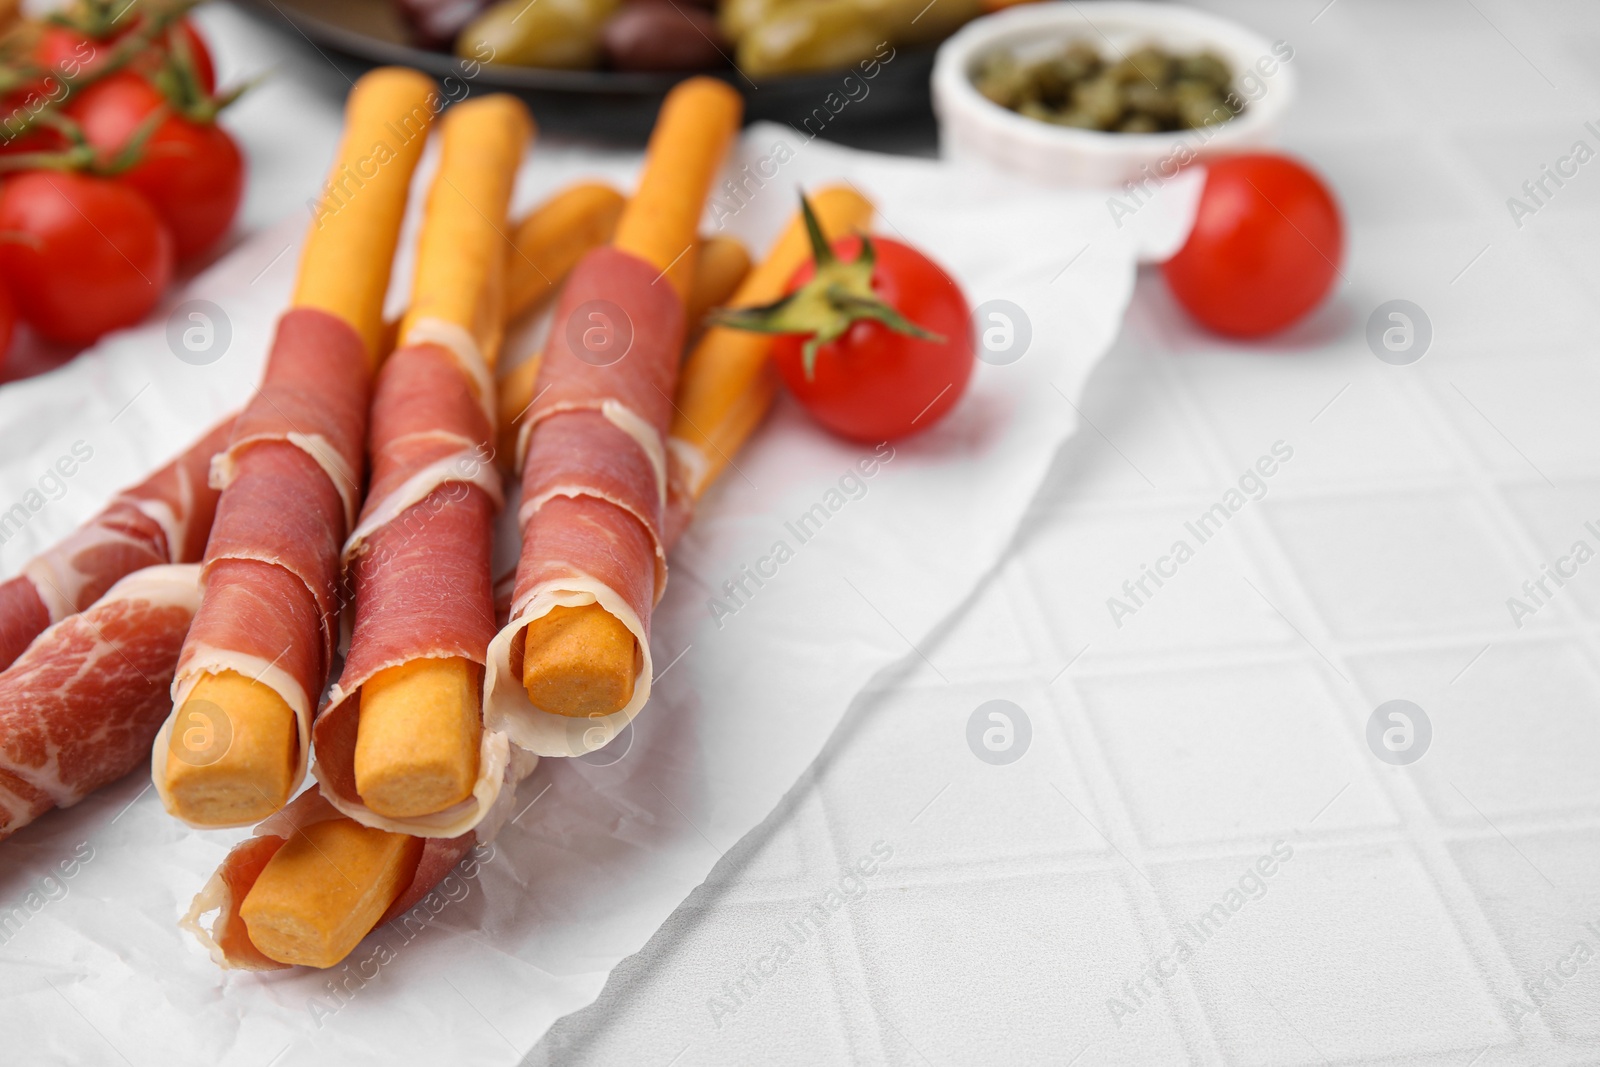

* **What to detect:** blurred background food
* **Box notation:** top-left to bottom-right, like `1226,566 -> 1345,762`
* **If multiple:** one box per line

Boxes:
0,0 -> 244,364
973,42 -> 1242,133
420,0 -> 989,76
232,0 -> 1015,141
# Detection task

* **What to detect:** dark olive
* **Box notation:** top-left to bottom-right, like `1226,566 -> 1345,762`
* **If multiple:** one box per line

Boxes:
602,1 -> 727,71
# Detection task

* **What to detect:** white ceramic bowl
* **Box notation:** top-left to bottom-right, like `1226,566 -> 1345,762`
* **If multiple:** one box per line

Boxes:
932,1 -> 1294,188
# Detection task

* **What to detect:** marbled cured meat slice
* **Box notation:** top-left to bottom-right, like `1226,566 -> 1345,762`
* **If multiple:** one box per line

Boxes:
484,248 -> 685,757
182,786 -> 479,971
166,309 -> 370,805
312,343 -> 524,839
517,410 -> 666,591
0,419 -> 232,671
0,565 -> 201,839
510,247 -> 681,475
0,581 -> 49,679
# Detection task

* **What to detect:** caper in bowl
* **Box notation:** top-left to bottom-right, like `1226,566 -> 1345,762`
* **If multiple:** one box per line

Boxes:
972,42 -> 1243,134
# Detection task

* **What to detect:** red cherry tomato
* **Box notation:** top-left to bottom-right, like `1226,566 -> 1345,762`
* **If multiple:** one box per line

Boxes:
0,171 -> 174,345
772,236 -> 974,442
1162,153 -> 1343,338
0,283 -> 15,362
69,72 -> 244,259
32,17 -> 215,95
32,24 -> 104,80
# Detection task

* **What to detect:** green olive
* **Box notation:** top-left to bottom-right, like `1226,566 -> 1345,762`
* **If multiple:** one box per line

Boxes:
457,0 -> 620,70
860,0 -> 981,46
720,0 -> 791,44
737,0 -> 884,78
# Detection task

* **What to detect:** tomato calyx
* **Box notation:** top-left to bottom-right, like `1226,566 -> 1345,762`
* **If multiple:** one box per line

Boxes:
709,191 -> 945,380
43,0 -> 140,40
150,21 -> 231,120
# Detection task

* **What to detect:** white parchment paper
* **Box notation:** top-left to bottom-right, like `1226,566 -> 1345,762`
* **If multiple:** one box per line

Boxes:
0,128 -> 1198,1065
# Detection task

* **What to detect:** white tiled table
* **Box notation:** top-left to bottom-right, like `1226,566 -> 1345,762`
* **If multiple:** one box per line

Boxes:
189,1 -> 1600,1062
517,2 -> 1600,1063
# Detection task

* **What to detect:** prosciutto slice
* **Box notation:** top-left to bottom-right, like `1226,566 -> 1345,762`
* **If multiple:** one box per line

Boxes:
484,247 -> 686,757
182,786 -> 479,971
162,309 -> 370,817
0,418 -> 232,671
311,341 -> 528,839
0,565 -> 202,839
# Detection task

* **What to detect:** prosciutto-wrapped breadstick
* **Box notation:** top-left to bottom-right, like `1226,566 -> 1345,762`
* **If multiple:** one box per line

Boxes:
495,232 -> 751,462
184,190 -> 870,969
307,95 -> 533,843
184,783 -> 469,970
483,77 -> 741,756
154,68 -> 437,829
0,419 -> 232,672
0,565 -> 202,839
483,187 -> 869,736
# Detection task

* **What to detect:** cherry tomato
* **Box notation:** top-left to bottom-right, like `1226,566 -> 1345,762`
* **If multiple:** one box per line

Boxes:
69,72 -> 244,259
31,24 -> 106,83
772,235 -> 974,442
0,282 -> 14,362
0,171 -> 174,345
32,17 -> 214,95
1162,153 -> 1343,338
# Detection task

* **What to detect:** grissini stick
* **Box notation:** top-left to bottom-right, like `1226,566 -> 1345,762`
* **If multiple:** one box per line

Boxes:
187,189 -> 877,971
482,77 -> 741,754
666,185 -> 872,536
505,181 -> 626,320
300,95 -> 534,850
154,68 -> 437,828
684,234 -> 753,344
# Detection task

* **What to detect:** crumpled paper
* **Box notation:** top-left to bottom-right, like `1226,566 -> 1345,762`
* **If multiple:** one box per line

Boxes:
0,127 -> 1198,1064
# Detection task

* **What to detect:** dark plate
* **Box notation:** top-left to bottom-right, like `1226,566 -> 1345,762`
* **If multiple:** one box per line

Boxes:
232,0 -> 938,145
